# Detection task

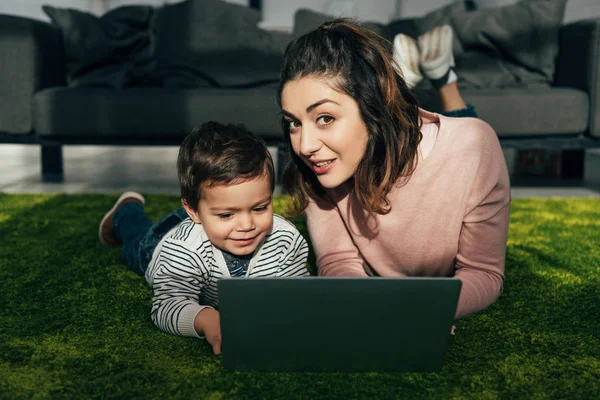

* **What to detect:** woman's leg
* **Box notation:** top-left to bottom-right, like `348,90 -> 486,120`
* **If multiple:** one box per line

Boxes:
393,24 -> 477,118
437,82 -> 477,118
437,82 -> 466,111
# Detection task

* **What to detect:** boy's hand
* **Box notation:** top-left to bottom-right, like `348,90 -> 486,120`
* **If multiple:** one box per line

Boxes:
194,308 -> 222,355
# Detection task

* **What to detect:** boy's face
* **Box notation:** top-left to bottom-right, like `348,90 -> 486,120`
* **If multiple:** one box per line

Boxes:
183,175 -> 273,256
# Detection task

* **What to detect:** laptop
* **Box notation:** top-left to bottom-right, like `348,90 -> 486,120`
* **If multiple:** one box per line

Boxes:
217,277 -> 461,372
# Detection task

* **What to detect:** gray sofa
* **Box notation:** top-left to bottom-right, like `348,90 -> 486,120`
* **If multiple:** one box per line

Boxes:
0,0 -> 599,183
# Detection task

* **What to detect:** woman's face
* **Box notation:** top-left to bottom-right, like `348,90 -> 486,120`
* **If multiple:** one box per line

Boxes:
281,76 -> 369,189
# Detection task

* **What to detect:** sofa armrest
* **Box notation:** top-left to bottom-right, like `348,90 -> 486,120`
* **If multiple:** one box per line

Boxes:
554,18 -> 600,138
0,14 -> 66,134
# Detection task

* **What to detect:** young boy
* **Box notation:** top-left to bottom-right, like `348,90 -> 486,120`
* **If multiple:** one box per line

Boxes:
98,121 -> 309,355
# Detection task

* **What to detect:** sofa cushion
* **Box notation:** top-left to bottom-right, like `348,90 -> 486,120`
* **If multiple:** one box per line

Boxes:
454,51 -> 554,90
152,0 -> 285,88
32,86 -> 588,141
32,86 -> 283,140
42,5 -> 157,88
292,9 -> 329,38
451,0 -> 568,86
292,9 -> 388,39
461,87 -> 588,136
290,3 -> 472,77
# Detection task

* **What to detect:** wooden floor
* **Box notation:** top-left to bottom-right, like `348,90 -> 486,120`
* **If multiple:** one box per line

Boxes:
0,144 -> 599,198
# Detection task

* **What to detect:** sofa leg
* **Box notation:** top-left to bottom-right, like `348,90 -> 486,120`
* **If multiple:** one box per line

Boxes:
561,150 -> 585,180
41,144 -> 64,182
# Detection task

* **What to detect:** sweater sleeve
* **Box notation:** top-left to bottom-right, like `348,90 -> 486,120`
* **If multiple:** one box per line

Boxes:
281,229 -> 311,277
149,239 -> 211,338
305,194 -> 369,277
453,120 -> 511,319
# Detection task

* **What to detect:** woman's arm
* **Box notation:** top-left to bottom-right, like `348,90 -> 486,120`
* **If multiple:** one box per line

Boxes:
453,120 -> 511,319
305,195 -> 369,277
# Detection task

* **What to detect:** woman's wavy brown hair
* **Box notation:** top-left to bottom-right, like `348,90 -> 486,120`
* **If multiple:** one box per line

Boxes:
277,18 -> 422,216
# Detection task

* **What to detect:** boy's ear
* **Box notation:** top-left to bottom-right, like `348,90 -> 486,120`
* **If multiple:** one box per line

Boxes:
181,199 -> 202,224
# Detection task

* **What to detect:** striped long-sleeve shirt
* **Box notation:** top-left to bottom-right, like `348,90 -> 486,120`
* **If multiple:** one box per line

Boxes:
145,214 -> 309,338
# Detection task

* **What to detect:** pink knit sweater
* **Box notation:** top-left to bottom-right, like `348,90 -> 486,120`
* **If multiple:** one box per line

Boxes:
305,110 -> 511,319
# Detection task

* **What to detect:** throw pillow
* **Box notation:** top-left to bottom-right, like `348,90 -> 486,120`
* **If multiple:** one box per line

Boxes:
451,0 -> 568,84
42,4 -> 158,88
152,0 -> 285,88
292,9 -> 388,40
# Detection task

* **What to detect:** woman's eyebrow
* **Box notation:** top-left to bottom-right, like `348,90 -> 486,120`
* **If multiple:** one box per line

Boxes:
282,99 -> 341,119
282,110 -> 297,119
306,99 -> 340,113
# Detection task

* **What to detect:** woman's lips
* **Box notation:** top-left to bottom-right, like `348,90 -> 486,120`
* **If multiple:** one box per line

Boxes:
311,159 -> 336,175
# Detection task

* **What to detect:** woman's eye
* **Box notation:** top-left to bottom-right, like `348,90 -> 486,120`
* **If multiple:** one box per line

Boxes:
285,120 -> 300,131
317,115 -> 335,126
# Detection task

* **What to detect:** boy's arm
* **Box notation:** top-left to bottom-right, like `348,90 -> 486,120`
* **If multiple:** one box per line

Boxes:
282,229 -> 310,276
281,228 -> 308,276
271,215 -> 310,276
149,240 -> 216,339
194,308 -> 221,355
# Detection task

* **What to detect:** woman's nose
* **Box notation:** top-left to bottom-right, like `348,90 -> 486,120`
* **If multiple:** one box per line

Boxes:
299,128 -> 321,156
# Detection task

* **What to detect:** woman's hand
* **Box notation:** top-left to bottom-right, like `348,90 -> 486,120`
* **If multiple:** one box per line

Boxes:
194,308 -> 222,355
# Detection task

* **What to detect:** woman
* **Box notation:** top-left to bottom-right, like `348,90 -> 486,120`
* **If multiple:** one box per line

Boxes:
277,19 -> 510,319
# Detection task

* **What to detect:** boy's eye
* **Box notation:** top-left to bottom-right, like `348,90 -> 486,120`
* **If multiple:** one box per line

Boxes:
317,115 -> 335,126
253,206 -> 268,213
218,213 -> 233,220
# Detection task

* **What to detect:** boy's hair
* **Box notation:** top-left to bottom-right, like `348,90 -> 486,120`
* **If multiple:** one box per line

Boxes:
277,18 -> 422,216
177,121 -> 275,210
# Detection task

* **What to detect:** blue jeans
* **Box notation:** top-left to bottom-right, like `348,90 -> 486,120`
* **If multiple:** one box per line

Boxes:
113,203 -> 189,276
442,104 -> 477,118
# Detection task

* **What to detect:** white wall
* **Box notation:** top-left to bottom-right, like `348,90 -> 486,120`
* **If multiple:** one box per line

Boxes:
0,0 -> 248,20
1,0 -> 598,26
108,0 -> 248,10
259,0 -> 454,30
260,0 -> 399,31
397,0 -> 453,18
564,0 -> 600,23
476,0 -> 600,23
107,0 -> 168,9
0,0 -> 96,20
260,0 -> 600,31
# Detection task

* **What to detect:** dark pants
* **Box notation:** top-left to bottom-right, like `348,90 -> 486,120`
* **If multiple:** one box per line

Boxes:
442,104 -> 477,118
113,203 -> 188,276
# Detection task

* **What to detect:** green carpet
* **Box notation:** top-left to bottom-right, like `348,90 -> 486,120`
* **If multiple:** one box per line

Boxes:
0,194 -> 598,399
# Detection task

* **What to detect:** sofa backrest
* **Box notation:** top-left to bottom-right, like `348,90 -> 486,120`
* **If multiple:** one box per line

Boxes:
0,14 -> 66,134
